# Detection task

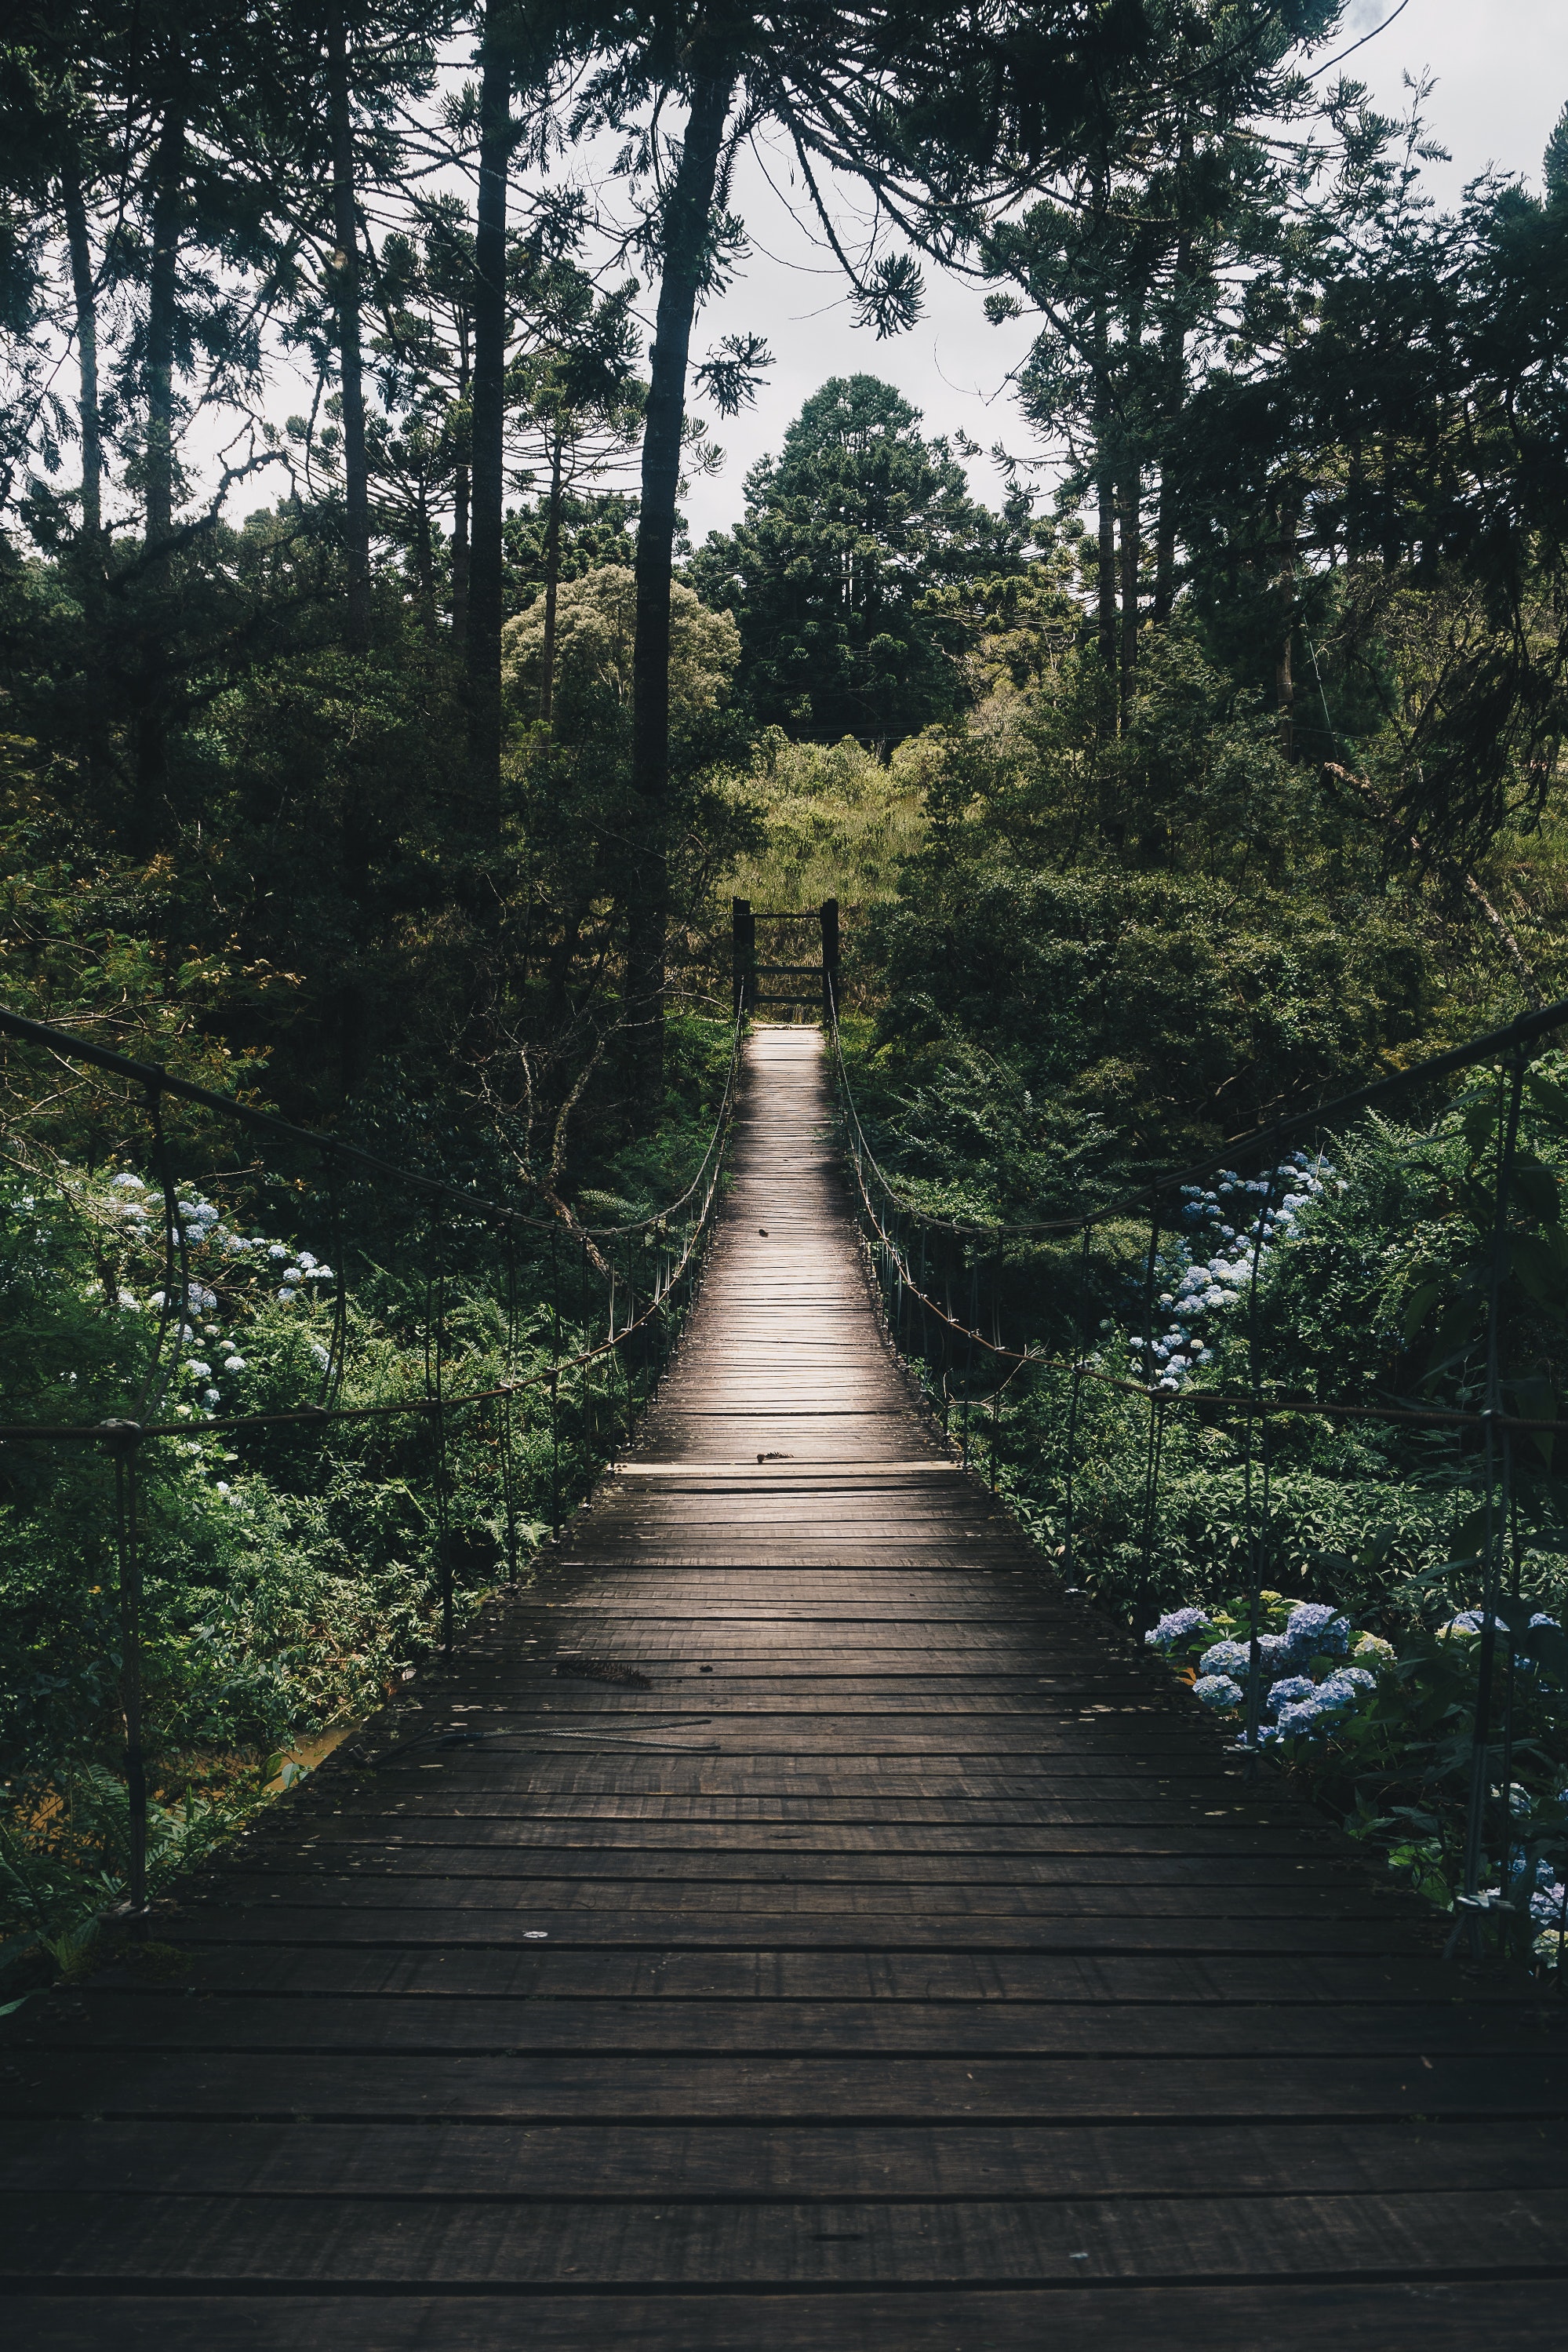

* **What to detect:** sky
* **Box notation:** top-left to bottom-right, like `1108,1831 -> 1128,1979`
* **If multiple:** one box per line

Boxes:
673,0 -> 1568,541
181,1 -> 1565,544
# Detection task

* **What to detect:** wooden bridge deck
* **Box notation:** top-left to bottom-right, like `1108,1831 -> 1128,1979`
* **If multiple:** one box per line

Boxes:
5,1026 -> 1566,2347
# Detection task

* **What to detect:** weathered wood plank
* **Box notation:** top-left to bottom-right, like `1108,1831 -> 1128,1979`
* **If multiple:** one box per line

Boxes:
7,2050 -> 1552,2124
10,2283 -> 1563,2352
8,2186 -> 1568,2288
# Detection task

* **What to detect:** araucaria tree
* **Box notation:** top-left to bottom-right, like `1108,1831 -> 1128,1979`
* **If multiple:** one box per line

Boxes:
693,375 -> 1032,745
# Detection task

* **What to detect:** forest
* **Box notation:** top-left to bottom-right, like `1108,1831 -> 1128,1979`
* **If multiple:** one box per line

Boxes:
2,0 -> 1568,1979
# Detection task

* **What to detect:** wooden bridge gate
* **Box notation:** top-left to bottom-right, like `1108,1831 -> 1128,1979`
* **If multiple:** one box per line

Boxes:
731,896 -> 839,1021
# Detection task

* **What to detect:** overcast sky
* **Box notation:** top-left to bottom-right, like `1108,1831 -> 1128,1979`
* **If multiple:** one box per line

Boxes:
178,3 -> 1565,542
675,0 -> 1568,542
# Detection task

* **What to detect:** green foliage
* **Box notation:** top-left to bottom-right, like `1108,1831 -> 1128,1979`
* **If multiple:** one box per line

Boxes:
862,857 -> 1446,1178
720,729 -> 931,915
690,376 -> 1035,746
503,566 -> 739,737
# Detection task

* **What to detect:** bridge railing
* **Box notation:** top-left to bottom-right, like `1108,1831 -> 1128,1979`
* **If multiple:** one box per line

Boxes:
0,1004 -> 742,1920
828,980 -> 1568,1968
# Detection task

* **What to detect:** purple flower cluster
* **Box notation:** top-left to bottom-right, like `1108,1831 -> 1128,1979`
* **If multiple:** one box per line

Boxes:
1144,1607 -> 1213,1652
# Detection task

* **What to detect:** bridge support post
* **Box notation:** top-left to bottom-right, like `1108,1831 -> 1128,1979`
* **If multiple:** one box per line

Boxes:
820,897 -> 839,1021
733,897 -> 755,1018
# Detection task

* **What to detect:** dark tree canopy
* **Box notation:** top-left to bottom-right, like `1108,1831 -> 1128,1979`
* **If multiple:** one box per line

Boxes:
690,375 -> 1030,745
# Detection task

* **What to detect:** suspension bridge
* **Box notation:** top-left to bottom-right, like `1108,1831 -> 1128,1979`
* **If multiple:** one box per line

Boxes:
2,999 -> 1567,2346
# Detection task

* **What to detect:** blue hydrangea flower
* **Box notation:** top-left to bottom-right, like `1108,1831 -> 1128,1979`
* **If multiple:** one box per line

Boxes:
1508,1853 -> 1556,1890
1283,1603 -> 1350,1661
1193,1674 -> 1244,1710
1274,1696 -> 1328,1738
1315,1669 -> 1373,1711
1267,1675 -> 1316,1714
1530,1883 -> 1567,1928
1144,1607 -> 1212,1651
1448,1609 -> 1495,1634
1200,1638 -> 1254,1680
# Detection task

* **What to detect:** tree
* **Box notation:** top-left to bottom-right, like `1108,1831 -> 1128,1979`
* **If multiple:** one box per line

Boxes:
501,561 -> 737,734
466,0 -> 515,831
979,0 -> 1342,719
576,0 -> 1283,1105
508,288 -> 642,723
692,375 -> 1030,745
1167,87 -> 1568,856
326,1 -> 372,646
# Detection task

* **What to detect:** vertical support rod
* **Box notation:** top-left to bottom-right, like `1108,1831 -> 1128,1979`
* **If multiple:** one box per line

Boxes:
550,1229 -> 561,1539
501,1232 -> 519,1582
732,897 -> 755,1018
1062,1227 -> 1090,1586
1138,1198 -> 1163,1610
110,1427 -> 147,1921
961,1258 -> 977,1469
820,897 -> 839,1025
1241,1171 -> 1276,1770
1462,1054 -> 1526,1944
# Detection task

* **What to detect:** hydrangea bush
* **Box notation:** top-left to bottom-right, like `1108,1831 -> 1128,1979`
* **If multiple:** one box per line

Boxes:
0,1156 -> 584,1952
1146,1590 -> 1568,1964
1132,1155 -> 1337,1393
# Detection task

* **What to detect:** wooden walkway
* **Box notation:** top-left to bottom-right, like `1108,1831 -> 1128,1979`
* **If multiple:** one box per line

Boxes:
5,1025 -> 1566,2347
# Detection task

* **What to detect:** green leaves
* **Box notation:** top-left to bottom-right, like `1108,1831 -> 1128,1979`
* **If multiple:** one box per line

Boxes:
1526,1069 -> 1568,1130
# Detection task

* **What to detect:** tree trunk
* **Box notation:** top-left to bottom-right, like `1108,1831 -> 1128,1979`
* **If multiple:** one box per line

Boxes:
452,317 -> 471,646
467,12 -> 511,837
326,0 -> 370,649
1119,464 -> 1142,707
1118,307 -> 1144,708
1152,134 -> 1191,628
135,90 -> 185,856
1093,307 -> 1116,679
540,426 -> 563,721
1275,501 -> 1298,756
144,97 -> 186,545
415,482 -> 437,628
62,168 -> 101,550
1151,243 -> 1190,627
628,69 -> 734,1113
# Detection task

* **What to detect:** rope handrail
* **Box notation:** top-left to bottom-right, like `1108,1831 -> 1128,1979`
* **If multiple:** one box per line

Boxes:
0,993 -> 746,1921
834,1018 -> 1568,1434
826,979 -> 1568,1239
825,973 -> 1566,1960
0,1002 -> 742,1241
0,1098 -> 732,1447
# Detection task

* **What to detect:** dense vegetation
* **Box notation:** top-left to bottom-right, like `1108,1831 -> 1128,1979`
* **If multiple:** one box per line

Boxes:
2,2 -> 1567,1971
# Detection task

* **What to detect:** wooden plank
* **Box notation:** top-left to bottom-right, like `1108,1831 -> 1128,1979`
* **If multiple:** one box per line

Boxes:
4,2115 -> 1560,2200
78,1943 -> 1519,2004
22,1992 -> 1559,2059
162,1907 -> 1433,1953
10,2283 -> 1565,2352
9,2051 -> 1553,2124
178,1877 -> 1413,1922
9,2186 -> 1568,2289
